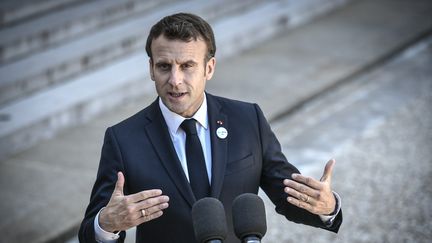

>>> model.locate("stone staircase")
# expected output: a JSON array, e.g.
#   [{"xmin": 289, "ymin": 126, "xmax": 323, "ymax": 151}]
[
  {"xmin": 0, "ymin": 0, "xmax": 351, "ymax": 161},
  {"xmin": 0, "ymin": 0, "xmax": 84, "ymax": 26}
]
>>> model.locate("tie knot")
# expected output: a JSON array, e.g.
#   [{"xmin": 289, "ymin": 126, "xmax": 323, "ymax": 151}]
[{"xmin": 181, "ymin": 119, "xmax": 198, "ymax": 135}]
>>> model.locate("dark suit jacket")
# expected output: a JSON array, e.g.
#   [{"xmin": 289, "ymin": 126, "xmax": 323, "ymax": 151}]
[{"xmin": 79, "ymin": 93, "xmax": 342, "ymax": 243}]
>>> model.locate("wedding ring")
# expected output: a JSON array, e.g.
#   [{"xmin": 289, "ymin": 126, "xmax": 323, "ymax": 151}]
[
  {"xmin": 141, "ymin": 209, "xmax": 146, "ymax": 217},
  {"xmin": 305, "ymin": 195, "xmax": 310, "ymax": 203}
]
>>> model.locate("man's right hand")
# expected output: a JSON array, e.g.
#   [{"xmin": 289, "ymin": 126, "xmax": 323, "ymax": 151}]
[{"xmin": 99, "ymin": 172, "xmax": 170, "ymax": 233}]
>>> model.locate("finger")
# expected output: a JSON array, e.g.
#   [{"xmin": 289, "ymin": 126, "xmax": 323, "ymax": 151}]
[
  {"xmin": 113, "ymin": 171, "xmax": 125, "ymax": 196},
  {"xmin": 288, "ymin": 174, "xmax": 323, "ymax": 190},
  {"xmin": 136, "ymin": 210, "xmax": 164, "ymax": 225},
  {"xmin": 128, "ymin": 189, "xmax": 163, "ymax": 203},
  {"xmin": 283, "ymin": 179, "xmax": 321, "ymax": 198},
  {"xmin": 284, "ymin": 187, "xmax": 316, "ymax": 206},
  {"xmin": 320, "ymin": 159, "xmax": 335, "ymax": 182},
  {"xmin": 141, "ymin": 202, "xmax": 169, "ymax": 217},
  {"xmin": 136, "ymin": 195, "xmax": 170, "ymax": 210},
  {"xmin": 128, "ymin": 208, "xmax": 165, "ymax": 228},
  {"xmin": 287, "ymin": 196, "xmax": 314, "ymax": 213},
  {"xmin": 127, "ymin": 200, "xmax": 169, "ymax": 222}
]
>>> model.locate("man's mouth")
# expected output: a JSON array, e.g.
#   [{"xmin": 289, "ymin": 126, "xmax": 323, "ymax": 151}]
[{"xmin": 168, "ymin": 92, "xmax": 186, "ymax": 98}]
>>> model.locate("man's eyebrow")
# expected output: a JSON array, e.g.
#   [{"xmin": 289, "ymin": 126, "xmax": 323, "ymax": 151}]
[
  {"xmin": 154, "ymin": 60, "xmax": 170, "ymax": 65},
  {"xmin": 182, "ymin": 60, "xmax": 198, "ymax": 65},
  {"xmin": 154, "ymin": 59, "xmax": 197, "ymax": 65}
]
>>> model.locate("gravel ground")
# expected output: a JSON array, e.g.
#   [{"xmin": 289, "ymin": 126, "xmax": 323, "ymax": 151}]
[{"xmin": 261, "ymin": 74, "xmax": 432, "ymax": 243}]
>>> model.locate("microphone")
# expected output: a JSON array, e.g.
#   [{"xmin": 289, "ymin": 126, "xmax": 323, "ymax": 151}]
[
  {"xmin": 232, "ymin": 193, "xmax": 267, "ymax": 243},
  {"xmin": 192, "ymin": 197, "xmax": 228, "ymax": 243}
]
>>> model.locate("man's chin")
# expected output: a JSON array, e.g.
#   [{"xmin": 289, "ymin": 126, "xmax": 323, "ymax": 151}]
[{"xmin": 166, "ymin": 103, "xmax": 188, "ymax": 116}]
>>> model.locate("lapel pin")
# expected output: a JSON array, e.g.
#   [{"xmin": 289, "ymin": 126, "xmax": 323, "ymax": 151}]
[
  {"xmin": 216, "ymin": 127, "xmax": 228, "ymax": 139},
  {"xmin": 216, "ymin": 120, "xmax": 224, "ymax": 125}
]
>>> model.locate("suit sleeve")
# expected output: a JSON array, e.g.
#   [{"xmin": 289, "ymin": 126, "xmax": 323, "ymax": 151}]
[
  {"xmin": 254, "ymin": 104, "xmax": 342, "ymax": 233},
  {"xmin": 78, "ymin": 127, "xmax": 127, "ymax": 242}
]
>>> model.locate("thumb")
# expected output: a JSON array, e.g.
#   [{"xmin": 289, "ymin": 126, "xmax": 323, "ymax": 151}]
[
  {"xmin": 113, "ymin": 171, "xmax": 125, "ymax": 196},
  {"xmin": 320, "ymin": 159, "xmax": 335, "ymax": 183}
]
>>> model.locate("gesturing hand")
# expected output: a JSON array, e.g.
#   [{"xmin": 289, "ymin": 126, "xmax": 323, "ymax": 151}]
[
  {"xmin": 99, "ymin": 172, "xmax": 170, "ymax": 233},
  {"xmin": 283, "ymin": 159, "xmax": 336, "ymax": 215}
]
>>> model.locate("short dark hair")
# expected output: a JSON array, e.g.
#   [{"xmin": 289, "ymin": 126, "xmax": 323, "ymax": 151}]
[{"xmin": 145, "ymin": 13, "xmax": 216, "ymax": 61}]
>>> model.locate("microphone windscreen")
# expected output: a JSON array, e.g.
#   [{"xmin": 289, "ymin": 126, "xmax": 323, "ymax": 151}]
[
  {"xmin": 232, "ymin": 193, "xmax": 267, "ymax": 240},
  {"xmin": 192, "ymin": 197, "xmax": 228, "ymax": 243}
]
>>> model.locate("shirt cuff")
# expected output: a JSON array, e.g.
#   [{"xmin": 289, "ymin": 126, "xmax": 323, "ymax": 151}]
[
  {"xmin": 319, "ymin": 191, "xmax": 341, "ymax": 226},
  {"xmin": 94, "ymin": 207, "xmax": 120, "ymax": 243}
]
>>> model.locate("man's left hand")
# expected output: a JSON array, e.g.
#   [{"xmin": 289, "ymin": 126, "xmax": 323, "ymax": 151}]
[{"xmin": 283, "ymin": 159, "xmax": 336, "ymax": 215}]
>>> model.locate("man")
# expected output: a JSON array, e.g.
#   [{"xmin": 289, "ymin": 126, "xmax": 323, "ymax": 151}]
[{"xmin": 79, "ymin": 13, "xmax": 342, "ymax": 243}]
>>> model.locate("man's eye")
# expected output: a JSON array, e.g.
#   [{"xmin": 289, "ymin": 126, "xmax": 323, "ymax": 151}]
[
  {"xmin": 181, "ymin": 63, "xmax": 194, "ymax": 69},
  {"xmin": 157, "ymin": 64, "xmax": 170, "ymax": 71}
]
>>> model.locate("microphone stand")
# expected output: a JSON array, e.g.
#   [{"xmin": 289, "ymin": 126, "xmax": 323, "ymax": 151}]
[{"xmin": 243, "ymin": 235, "xmax": 261, "ymax": 243}]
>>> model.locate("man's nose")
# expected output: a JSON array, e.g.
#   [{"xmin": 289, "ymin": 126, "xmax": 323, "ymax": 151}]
[{"xmin": 168, "ymin": 67, "xmax": 183, "ymax": 86}]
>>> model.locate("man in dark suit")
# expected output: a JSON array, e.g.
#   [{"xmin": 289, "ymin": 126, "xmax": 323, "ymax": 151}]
[{"xmin": 79, "ymin": 13, "xmax": 342, "ymax": 243}]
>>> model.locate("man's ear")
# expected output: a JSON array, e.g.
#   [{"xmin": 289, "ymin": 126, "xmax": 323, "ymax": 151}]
[
  {"xmin": 205, "ymin": 57, "xmax": 216, "ymax": 80},
  {"xmin": 149, "ymin": 59, "xmax": 155, "ymax": 81}
]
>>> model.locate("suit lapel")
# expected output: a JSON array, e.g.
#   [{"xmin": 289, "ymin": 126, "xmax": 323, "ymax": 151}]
[
  {"xmin": 144, "ymin": 100, "xmax": 195, "ymax": 207},
  {"xmin": 206, "ymin": 94, "xmax": 228, "ymax": 199}
]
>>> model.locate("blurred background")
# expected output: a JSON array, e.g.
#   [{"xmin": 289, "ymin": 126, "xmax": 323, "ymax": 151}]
[{"xmin": 0, "ymin": 0, "xmax": 431, "ymax": 242}]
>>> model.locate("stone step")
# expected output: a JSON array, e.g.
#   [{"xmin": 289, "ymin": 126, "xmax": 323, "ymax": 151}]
[
  {"xmin": 0, "ymin": 0, "xmax": 82, "ymax": 26},
  {"xmin": 272, "ymin": 35, "xmax": 432, "ymax": 171},
  {"xmin": 207, "ymin": 0, "xmax": 432, "ymax": 121},
  {"xmin": 0, "ymin": 0, "xmax": 191, "ymax": 105},
  {"xmin": 0, "ymin": 0, "xmax": 350, "ymax": 161},
  {"xmin": 0, "ymin": 0, "xmax": 177, "ymax": 63},
  {"xmin": 0, "ymin": 0, "xmax": 264, "ymax": 106}
]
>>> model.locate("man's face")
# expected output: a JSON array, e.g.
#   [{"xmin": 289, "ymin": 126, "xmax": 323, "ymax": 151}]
[{"xmin": 149, "ymin": 35, "xmax": 216, "ymax": 118}]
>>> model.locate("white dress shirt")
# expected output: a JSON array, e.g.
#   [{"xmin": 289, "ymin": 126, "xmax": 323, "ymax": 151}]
[
  {"xmin": 158, "ymin": 95, "xmax": 213, "ymax": 184},
  {"xmin": 93, "ymin": 94, "xmax": 340, "ymax": 242}
]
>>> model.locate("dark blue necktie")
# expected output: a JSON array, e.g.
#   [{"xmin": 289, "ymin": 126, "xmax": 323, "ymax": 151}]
[{"xmin": 181, "ymin": 119, "xmax": 210, "ymax": 200}]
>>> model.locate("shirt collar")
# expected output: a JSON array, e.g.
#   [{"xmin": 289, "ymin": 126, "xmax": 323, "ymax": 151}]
[{"xmin": 159, "ymin": 94, "xmax": 209, "ymax": 134}]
